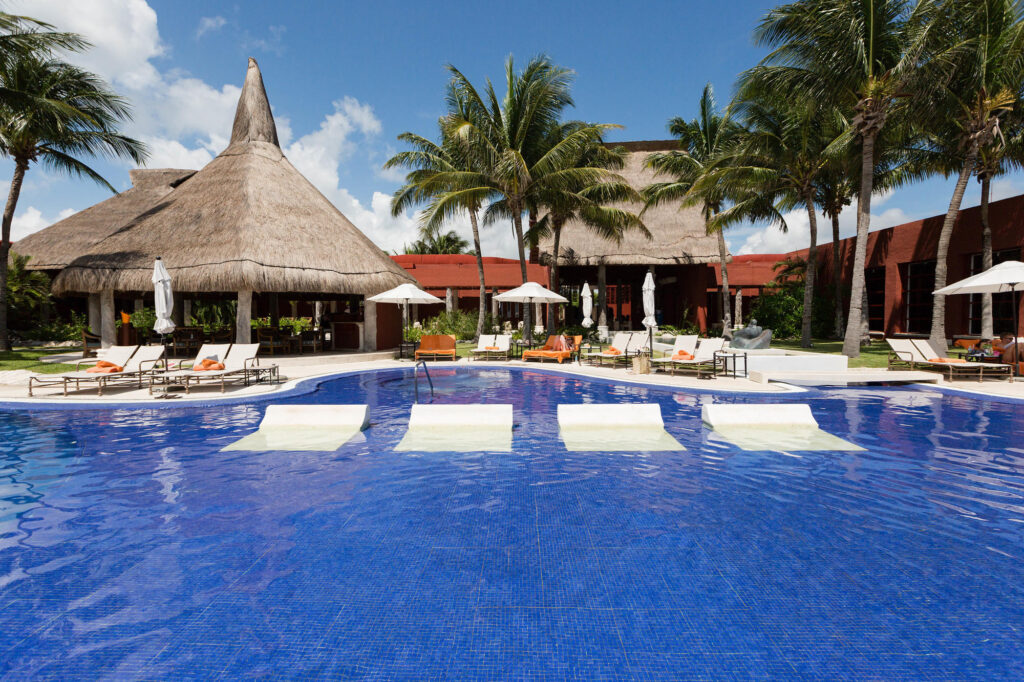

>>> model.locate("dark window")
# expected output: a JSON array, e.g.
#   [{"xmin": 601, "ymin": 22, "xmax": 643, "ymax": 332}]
[
  {"xmin": 967, "ymin": 248, "xmax": 1021, "ymax": 335},
  {"xmin": 903, "ymin": 260, "xmax": 935, "ymax": 334},
  {"xmin": 865, "ymin": 267, "xmax": 886, "ymax": 332}
]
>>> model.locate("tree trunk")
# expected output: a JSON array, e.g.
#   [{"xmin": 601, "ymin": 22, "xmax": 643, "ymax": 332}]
[
  {"xmin": 547, "ymin": 222, "xmax": 562, "ymax": 333},
  {"xmin": 512, "ymin": 213, "xmax": 531, "ymax": 342},
  {"xmin": 716, "ymin": 226, "xmax": 732, "ymax": 338},
  {"xmin": 929, "ymin": 153, "xmax": 977, "ymax": 350},
  {"xmin": 842, "ymin": 132, "xmax": 877, "ymax": 357},
  {"xmin": 980, "ymin": 175, "xmax": 994, "ymax": 338},
  {"xmin": 469, "ymin": 208, "xmax": 486, "ymax": 341},
  {"xmin": 800, "ymin": 190, "xmax": 819, "ymax": 348},
  {"xmin": 0, "ymin": 159, "xmax": 29, "ymax": 351},
  {"xmin": 831, "ymin": 211, "xmax": 845, "ymax": 339}
]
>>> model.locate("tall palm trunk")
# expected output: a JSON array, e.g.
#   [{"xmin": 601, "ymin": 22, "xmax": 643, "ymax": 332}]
[
  {"xmin": 469, "ymin": 208, "xmax": 486, "ymax": 341},
  {"xmin": 547, "ymin": 221, "xmax": 563, "ymax": 333},
  {"xmin": 716, "ymin": 224, "xmax": 732, "ymax": 338},
  {"xmin": 512, "ymin": 212, "xmax": 531, "ymax": 342},
  {"xmin": 0, "ymin": 159, "xmax": 29, "ymax": 352},
  {"xmin": 929, "ymin": 153, "xmax": 977, "ymax": 349},
  {"xmin": 800, "ymin": 189, "xmax": 818, "ymax": 348},
  {"xmin": 980, "ymin": 175, "xmax": 994, "ymax": 338},
  {"xmin": 842, "ymin": 132, "xmax": 877, "ymax": 357},
  {"xmin": 831, "ymin": 211, "xmax": 844, "ymax": 339}
]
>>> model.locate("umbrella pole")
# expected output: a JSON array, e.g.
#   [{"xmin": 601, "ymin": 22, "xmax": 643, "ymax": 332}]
[{"xmin": 1014, "ymin": 284, "xmax": 1020, "ymax": 377}]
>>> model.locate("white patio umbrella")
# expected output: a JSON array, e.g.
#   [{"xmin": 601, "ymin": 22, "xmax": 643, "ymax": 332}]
[
  {"xmin": 642, "ymin": 271, "xmax": 657, "ymax": 355},
  {"xmin": 934, "ymin": 260, "xmax": 1024, "ymax": 374},
  {"xmin": 152, "ymin": 257, "xmax": 175, "ymax": 335},
  {"xmin": 581, "ymin": 282, "xmax": 593, "ymax": 328},
  {"xmin": 495, "ymin": 282, "xmax": 568, "ymax": 342},
  {"xmin": 369, "ymin": 283, "xmax": 442, "ymax": 338}
]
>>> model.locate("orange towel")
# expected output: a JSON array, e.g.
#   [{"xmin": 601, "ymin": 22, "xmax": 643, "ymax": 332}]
[
  {"xmin": 672, "ymin": 351, "xmax": 694, "ymax": 361},
  {"xmin": 928, "ymin": 357, "xmax": 967, "ymax": 364},
  {"xmin": 485, "ymin": 346, "xmax": 500, "ymax": 351},
  {"xmin": 120, "ymin": 311, "xmax": 131, "ymax": 325},
  {"xmin": 194, "ymin": 358, "xmax": 226, "ymax": 371},
  {"xmin": 87, "ymin": 360, "xmax": 123, "ymax": 374},
  {"xmin": 606, "ymin": 347, "xmax": 622, "ymax": 355}
]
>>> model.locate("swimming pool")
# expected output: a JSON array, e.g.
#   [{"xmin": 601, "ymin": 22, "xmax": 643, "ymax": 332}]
[{"xmin": 1, "ymin": 366, "xmax": 1022, "ymax": 679}]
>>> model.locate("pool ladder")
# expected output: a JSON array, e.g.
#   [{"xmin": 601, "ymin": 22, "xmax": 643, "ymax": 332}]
[{"xmin": 414, "ymin": 360, "xmax": 434, "ymax": 403}]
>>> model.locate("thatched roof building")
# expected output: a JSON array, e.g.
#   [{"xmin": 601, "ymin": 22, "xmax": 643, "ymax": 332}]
[
  {"xmin": 537, "ymin": 140, "xmax": 719, "ymax": 266},
  {"xmin": 14, "ymin": 168, "xmax": 196, "ymax": 271},
  {"xmin": 52, "ymin": 58, "xmax": 413, "ymax": 298}
]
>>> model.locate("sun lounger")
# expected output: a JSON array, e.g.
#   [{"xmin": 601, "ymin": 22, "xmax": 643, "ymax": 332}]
[
  {"xmin": 29, "ymin": 345, "xmax": 140, "ymax": 396},
  {"xmin": 557, "ymin": 403, "xmax": 685, "ymax": 451},
  {"xmin": 522, "ymin": 335, "xmax": 581, "ymax": 363},
  {"xmin": 582, "ymin": 332, "xmax": 632, "ymax": 366},
  {"xmin": 652, "ymin": 335, "xmax": 699, "ymax": 372},
  {"xmin": 702, "ymin": 403, "xmax": 863, "ymax": 451},
  {"xmin": 470, "ymin": 334, "xmax": 510, "ymax": 361},
  {"xmin": 415, "ymin": 334, "xmax": 457, "ymax": 361},
  {"xmin": 52, "ymin": 345, "xmax": 164, "ymax": 397},
  {"xmin": 665, "ymin": 337, "xmax": 725, "ymax": 378},
  {"xmin": 177, "ymin": 343, "xmax": 271, "ymax": 393},
  {"xmin": 912, "ymin": 339, "xmax": 1012, "ymax": 382},
  {"xmin": 397, "ymin": 403, "xmax": 513, "ymax": 451}
]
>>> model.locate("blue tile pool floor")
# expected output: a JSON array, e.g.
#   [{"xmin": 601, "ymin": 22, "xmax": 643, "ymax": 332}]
[{"xmin": 1, "ymin": 367, "xmax": 1023, "ymax": 679}]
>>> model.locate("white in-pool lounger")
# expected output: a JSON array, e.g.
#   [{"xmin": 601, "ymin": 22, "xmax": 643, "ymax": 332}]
[
  {"xmin": 701, "ymin": 403, "xmax": 863, "ymax": 451},
  {"xmin": 396, "ymin": 403, "xmax": 513, "ymax": 451},
  {"xmin": 223, "ymin": 404, "xmax": 370, "ymax": 451},
  {"xmin": 557, "ymin": 403, "xmax": 685, "ymax": 451}
]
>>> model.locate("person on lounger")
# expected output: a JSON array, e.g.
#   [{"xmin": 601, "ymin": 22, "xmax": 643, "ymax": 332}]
[{"xmin": 998, "ymin": 333, "xmax": 1018, "ymax": 364}]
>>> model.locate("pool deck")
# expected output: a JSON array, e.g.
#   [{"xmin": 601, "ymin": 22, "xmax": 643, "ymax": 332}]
[{"xmin": 2, "ymin": 350, "xmax": 1023, "ymax": 403}]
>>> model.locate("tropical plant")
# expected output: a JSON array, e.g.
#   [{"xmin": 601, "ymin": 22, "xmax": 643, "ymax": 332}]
[
  {"xmin": 0, "ymin": 12, "xmax": 85, "ymax": 104},
  {"xmin": 743, "ymin": 0, "xmax": 941, "ymax": 356},
  {"xmin": 5, "ymin": 251, "xmax": 49, "ymax": 332},
  {"xmin": 920, "ymin": 0, "xmax": 1024, "ymax": 348},
  {"xmin": 425, "ymin": 55, "xmax": 624, "ymax": 341},
  {"xmin": 191, "ymin": 300, "xmax": 236, "ymax": 332},
  {"xmin": 0, "ymin": 55, "xmax": 147, "ymax": 350},
  {"xmin": 644, "ymin": 83, "xmax": 743, "ymax": 337},
  {"xmin": 526, "ymin": 124, "xmax": 648, "ymax": 332},
  {"xmin": 401, "ymin": 229, "xmax": 470, "ymax": 255},
  {"xmin": 128, "ymin": 307, "xmax": 156, "ymax": 332}
]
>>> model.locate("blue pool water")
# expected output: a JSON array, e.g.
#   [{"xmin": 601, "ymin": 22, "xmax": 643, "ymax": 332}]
[{"xmin": 1, "ymin": 366, "xmax": 1023, "ymax": 680}]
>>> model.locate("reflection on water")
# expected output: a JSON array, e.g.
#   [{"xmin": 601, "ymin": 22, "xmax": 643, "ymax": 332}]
[{"xmin": 0, "ymin": 367, "xmax": 1022, "ymax": 677}]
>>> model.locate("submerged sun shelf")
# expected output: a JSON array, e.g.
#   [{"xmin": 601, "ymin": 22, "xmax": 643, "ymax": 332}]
[
  {"xmin": 223, "ymin": 404, "xmax": 369, "ymax": 452},
  {"xmin": 557, "ymin": 403, "xmax": 685, "ymax": 452},
  {"xmin": 701, "ymin": 403, "xmax": 863, "ymax": 452}
]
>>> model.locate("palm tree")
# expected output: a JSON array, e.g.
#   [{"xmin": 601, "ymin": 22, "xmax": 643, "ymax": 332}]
[
  {"xmin": 526, "ymin": 125, "xmax": 648, "ymax": 332},
  {"xmin": 816, "ymin": 169, "xmax": 855, "ymax": 338},
  {"xmin": 923, "ymin": 0, "xmax": 1024, "ymax": 348},
  {"xmin": 425, "ymin": 55, "xmax": 624, "ymax": 342},
  {"xmin": 401, "ymin": 229, "xmax": 471, "ymax": 255},
  {"xmin": 0, "ymin": 55, "xmax": 147, "ymax": 350},
  {"xmin": 701, "ymin": 95, "xmax": 844, "ymax": 347},
  {"xmin": 644, "ymin": 84, "xmax": 742, "ymax": 337},
  {"xmin": 5, "ymin": 251, "xmax": 49, "ymax": 331},
  {"xmin": 744, "ymin": 0, "xmax": 941, "ymax": 357}
]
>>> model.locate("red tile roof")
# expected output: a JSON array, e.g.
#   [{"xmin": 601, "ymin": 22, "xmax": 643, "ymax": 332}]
[{"xmin": 391, "ymin": 255, "xmax": 549, "ymax": 296}]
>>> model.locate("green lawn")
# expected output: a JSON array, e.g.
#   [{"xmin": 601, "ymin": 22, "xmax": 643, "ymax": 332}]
[
  {"xmin": 0, "ymin": 348, "xmax": 82, "ymax": 374},
  {"xmin": 770, "ymin": 339, "xmax": 891, "ymax": 368}
]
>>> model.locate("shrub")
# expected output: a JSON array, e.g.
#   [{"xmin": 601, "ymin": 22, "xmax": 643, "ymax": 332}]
[
  {"xmin": 421, "ymin": 310, "xmax": 496, "ymax": 341},
  {"xmin": 557, "ymin": 324, "xmax": 600, "ymax": 344},
  {"xmin": 749, "ymin": 282, "xmax": 803, "ymax": 339},
  {"xmin": 31, "ymin": 311, "xmax": 89, "ymax": 342},
  {"xmin": 129, "ymin": 307, "xmax": 157, "ymax": 332}
]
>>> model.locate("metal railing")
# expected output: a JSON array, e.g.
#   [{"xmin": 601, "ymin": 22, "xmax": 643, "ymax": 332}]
[{"xmin": 414, "ymin": 360, "xmax": 434, "ymax": 403}]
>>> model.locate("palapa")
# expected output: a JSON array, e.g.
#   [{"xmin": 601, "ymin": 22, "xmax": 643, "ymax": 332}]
[{"xmin": 52, "ymin": 58, "xmax": 414, "ymax": 297}]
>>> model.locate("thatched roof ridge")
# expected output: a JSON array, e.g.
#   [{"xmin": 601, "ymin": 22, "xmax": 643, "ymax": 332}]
[
  {"xmin": 538, "ymin": 141, "xmax": 720, "ymax": 266},
  {"xmin": 14, "ymin": 168, "xmax": 196, "ymax": 271},
  {"xmin": 52, "ymin": 58, "xmax": 414, "ymax": 296}
]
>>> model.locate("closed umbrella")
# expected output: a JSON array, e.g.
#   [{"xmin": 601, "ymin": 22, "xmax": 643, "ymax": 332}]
[
  {"xmin": 581, "ymin": 282, "xmax": 593, "ymax": 328},
  {"xmin": 153, "ymin": 257, "xmax": 175, "ymax": 335},
  {"xmin": 495, "ymin": 282, "xmax": 568, "ymax": 343},
  {"xmin": 642, "ymin": 271, "xmax": 657, "ymax": 356},
  {"xmin": 369, "ymin": 283, "xmax": 443, "ymax": 342},
  {"xmin": 934, "ymin": 260, "xmax": 1024, "ymax": 375}
]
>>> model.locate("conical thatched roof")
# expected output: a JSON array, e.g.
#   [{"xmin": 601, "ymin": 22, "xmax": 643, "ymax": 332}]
[
  {"xmin": 14, "ymin": 168, "xmax": 196, "ymax": 271},
  {"xmin": 538, "ymin": 140, "xmax": 721, "ymax": 266},
  {"xmin": 53, "ymin": 58, "xmax": 414, "ymax": 296}
]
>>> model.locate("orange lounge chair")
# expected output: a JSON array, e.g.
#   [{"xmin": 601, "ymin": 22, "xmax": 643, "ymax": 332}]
[
  {"xmin": 415, "ymin": 334, "xmax": 457, "ymax": 361},
  {"xmin": 522, "ymin": 335, "xmax": 581, "ymax": 364}
]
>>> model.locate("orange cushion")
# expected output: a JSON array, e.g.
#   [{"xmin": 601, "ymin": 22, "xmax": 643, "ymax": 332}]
[
  {"xmin": 194, "ymin": 358, "xmax": 225, "ymax": 371},
  {"xmin": 606, "ymin": 347, "xmax": 621, "ymax": 355},
  {"xmin": 928, "ymin": 357, "xmax": 967, "ymax": 364},
  {"xmin": 672, "ymin": 351, "xmax": 694, "ymax": 361},
  {"xmin": 87, "ymin": 360, "xmax": 123, "ymax": 373},
  {"xmin": 485, "ymin": 346, "xmax": 500, "ymax": 351}
]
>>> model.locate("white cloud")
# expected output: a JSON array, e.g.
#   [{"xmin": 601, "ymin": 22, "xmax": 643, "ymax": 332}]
[
  {"xmin": 195, "ymin": 16, "xmax": 226, "ymax": 39},
  {"xmin": 10, "ymin": 207, "xmax": 76, "ymax": 242}
]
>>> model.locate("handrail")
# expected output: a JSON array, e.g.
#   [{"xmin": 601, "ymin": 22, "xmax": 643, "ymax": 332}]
[{"xmin": 414, "ymin": 360, "xmax": 434, "ymax": 403}]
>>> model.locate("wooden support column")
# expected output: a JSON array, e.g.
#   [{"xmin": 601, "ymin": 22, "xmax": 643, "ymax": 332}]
[
  {"xmin": 183, "ymin": 299, "xmax": 192, "ymax": 326},
  {"xmin": 87, "ymin": 293, "xmax": 101, "ymax": 334},
  {"xmin": 236, "ymin": 290, "xmax": 252, "ymax": 343},
  {"xmin": 363, "ymin": 300, "xmax": 377, "ymax": 351},
  {"xmin": 171, "ymin": 292, "xmax": 184, "ymax": 326},
  {"xmin": 100, "ymin": 289, "xmax": 116, "ymax": 348},
  {"xmin": 268, "ymin": 292, "xmax": 280, "ymax": 326}
]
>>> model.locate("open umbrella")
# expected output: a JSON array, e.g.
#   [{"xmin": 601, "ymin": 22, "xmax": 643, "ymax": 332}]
[
  {"xmin": 369, "ymin": 283, "xmax": 443, "ymax": 340},
  {"xmin": 153, "ymin": 257, "xmax": 175, "ymax": 335},
  {"xmin": 642, "ymin": 272, "xmax": 657, "ymax": 356},
  {"xmin": 934, "ymin": 260, "xmax": 1024, "ymax": 374},
  {"xmin": 495, "ymin": 282, "xmax": 568, "ymax": 343},
  {"xmin": 581, "ymin": 282, "xmax": 593, "ymax": 328}
]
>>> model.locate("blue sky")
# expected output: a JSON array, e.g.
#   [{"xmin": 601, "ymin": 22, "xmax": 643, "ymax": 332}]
[{"xmin": 7, "ymin": 0, "xmax": 1024, "ymax": 257}]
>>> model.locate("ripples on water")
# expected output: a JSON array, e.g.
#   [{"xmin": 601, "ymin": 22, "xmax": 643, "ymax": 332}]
[{"xmin": 1, "ymin": 367, "xmax": 1022, "ymax": 679}]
